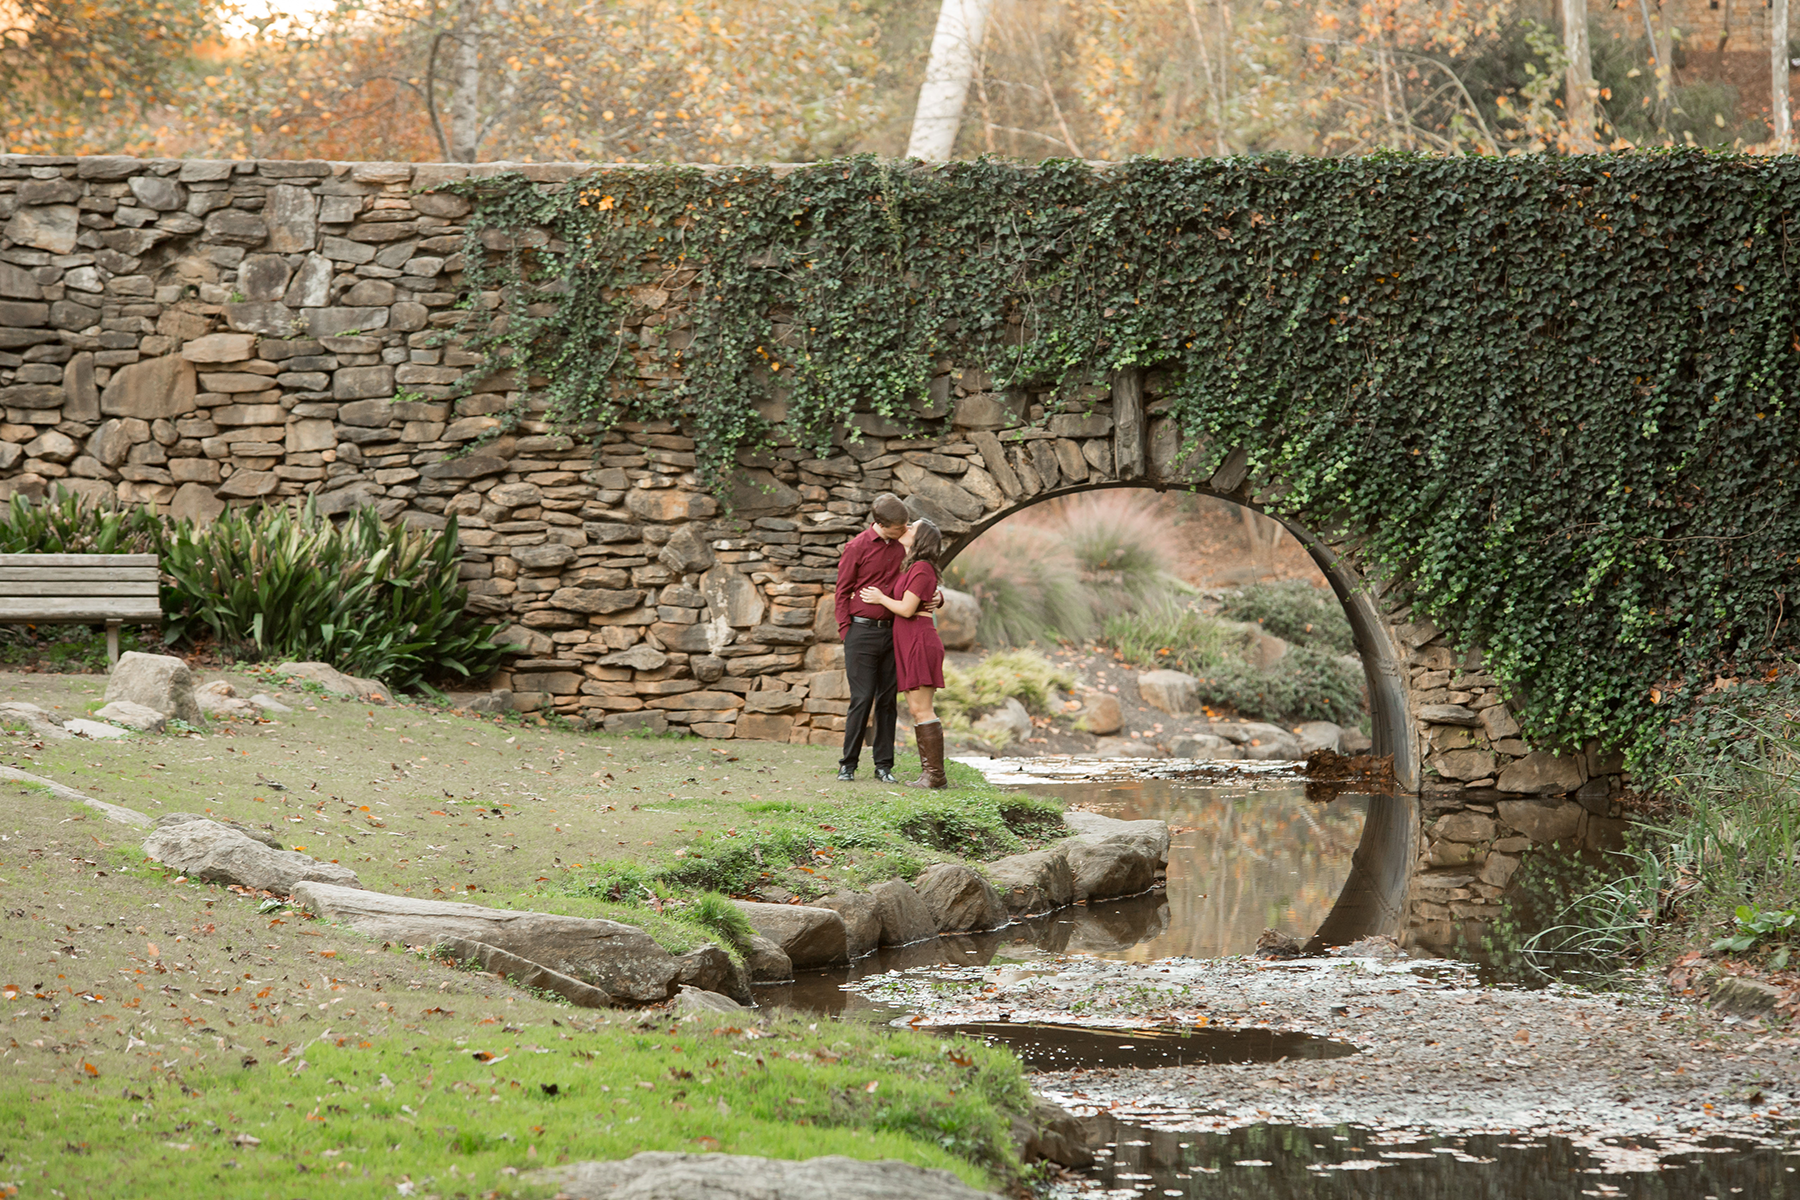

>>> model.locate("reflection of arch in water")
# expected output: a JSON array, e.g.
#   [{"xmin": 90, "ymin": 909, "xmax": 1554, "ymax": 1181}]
[
  {"xmin": 939, "ymin": 482, "xmax": 1418, "ymax": 793},
  {"xmin": 1303, "ymin": 792, "xmax": 1421, "ymax": 952}
]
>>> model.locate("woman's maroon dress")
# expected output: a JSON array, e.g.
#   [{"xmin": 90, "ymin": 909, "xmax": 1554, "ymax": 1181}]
[{"xmin": 892, "ymin": 561, "xmax": 946, "ymax": 691}]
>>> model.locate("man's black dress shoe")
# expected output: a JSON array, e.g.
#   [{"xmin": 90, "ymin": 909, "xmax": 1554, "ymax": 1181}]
[
  {"xmin": 836, "ymin": 766, "xmax": 855, "ymax": 781},
  {"xmin": 874, "ymin": 767, "xmax": 897, "ymax": 783}
]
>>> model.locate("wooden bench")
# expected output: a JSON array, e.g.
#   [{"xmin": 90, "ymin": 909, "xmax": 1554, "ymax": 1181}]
[{"xmin": 0, "ymin": 554, "xmax": 162, "ymax": 665}]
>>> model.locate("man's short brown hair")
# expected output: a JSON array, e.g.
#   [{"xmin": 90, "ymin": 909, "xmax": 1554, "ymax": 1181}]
[{"xmin": 871, "ymin": 493, "xmax": 909, "ymax": 527}]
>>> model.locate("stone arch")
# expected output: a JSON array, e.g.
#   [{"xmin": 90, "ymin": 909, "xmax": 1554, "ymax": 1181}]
[{"xmin": 935, "ymin": 479, "xmax": 1418, "ymax": 793}]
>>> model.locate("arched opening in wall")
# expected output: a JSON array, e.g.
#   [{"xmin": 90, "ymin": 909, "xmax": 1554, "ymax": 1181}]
[{"xmin": 923, "ymin": 481, "xmax": 1410, "ymax": 791}]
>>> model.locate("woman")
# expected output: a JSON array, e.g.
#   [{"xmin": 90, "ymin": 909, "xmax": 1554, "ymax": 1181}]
[{"xmin": 857, "ymin": 518, "xmax": 948, "ymax": 789}]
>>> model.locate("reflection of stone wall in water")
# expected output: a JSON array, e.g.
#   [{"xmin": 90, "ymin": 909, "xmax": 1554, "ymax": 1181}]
[
  {"xmin": 1083, "ymin": 782, "xmax": 1368, "ymax": 960},
  {"xmin": 1406, "ymin": 793, "xmax": 1630, "ymax": 957}
]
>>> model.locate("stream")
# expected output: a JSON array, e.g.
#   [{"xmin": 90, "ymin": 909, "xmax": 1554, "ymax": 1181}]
[{"xmin": 761, "ymin": 758, "xmax": 1797, "ymax": 1198}]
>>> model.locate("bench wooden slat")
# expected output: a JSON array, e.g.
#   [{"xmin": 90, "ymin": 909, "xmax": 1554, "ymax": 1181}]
[
  {"xmin": 1, "ymin": 554, "xmax": 159, "ymax": 567},
  {"xmin": 0, "ymin": 599, "xmax": 163, "ymax": 622},
  {"xmin": 2, "ymin": 581, "xmax": 161, "ymax": 597},
  {"xmin": 0, "ymin": 568, "xmax": 161, "ymax": 583}
]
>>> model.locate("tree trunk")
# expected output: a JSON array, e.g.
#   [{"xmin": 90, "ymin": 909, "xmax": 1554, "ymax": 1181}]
[
  {"xmin": 906, "ymin": 0, "xmax": 996, "ymax": 159},
  {"xmin": 450, "ymin": 0, "xmax": 483, "ymax": 162},
  {"xmin": 1775, "ymin": 0, "xmax": 1792, "ymax": 151},
  {"xmin": 1561, "ymin": 0, "xmax": 1598, "ymax": 151}
]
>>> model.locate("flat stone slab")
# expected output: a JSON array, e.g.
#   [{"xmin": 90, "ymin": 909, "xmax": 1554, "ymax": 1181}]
[
  {"xmin": 1061, "ymin": 810, "xmax": 1171, "ymax": 861},
  {"xmin": 144, "ymin": 820, "xmax": 360, "ymax": 893},
  {"xmin": 63, "ymin": 718, "xmax": 131, "ymax": 740},
  {"xmin": 292, "ymin": 881, "xmax": 682, "ymax": 1002},
  {"xmin": 534, "ymin": 1152, "xmax": 1001, "ymax": 1199},
  {"xmin": 436, "ymin": 936, "xmax": 613, "ymax": 1008}
]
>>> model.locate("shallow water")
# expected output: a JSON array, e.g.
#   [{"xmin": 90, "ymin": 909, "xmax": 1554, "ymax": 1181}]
[
  {"xmin": 1075, "ymin": 1113, "xmax": 1800, "ymax": 1199},
  {"xmin": 941, "ymin": 1021, "xmax": 1355, "ymax": 1071}
]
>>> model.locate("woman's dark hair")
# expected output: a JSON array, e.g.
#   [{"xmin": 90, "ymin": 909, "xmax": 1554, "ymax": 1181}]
[{"xmin": 902, "ymin": 518, "xmax": 943, "ymax": 569}]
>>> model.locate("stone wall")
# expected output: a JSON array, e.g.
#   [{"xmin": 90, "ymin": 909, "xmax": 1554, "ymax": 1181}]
[{"xmin": 0, "ymin": 154, "xmax": 1626, "ymax": 802}]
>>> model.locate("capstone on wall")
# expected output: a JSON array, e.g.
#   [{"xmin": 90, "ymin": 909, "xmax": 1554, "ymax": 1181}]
[{"xmin": 0, "ymin": 154, "xmax": 1625, "ymax": 804}]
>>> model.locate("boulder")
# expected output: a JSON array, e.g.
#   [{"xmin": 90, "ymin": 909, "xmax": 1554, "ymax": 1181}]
[
  {"xmin": 143, "ymin": 821, "xmax": 360, "ymax": 893},
  {"xmin": 195, "ymin": 680, "xmax": 263, "ymax": 720},
  {"xmin": 1075, "ymin": 692, "xmax": 1122, "ymax": 736},
  {"xmin": 869, "ymin": 879, "xmax": 938, "ymax": 945},
  {"xmin": 935, "ymin": 587, "xmax": 981, "ymax": 650},
  {"xmin": 973, "ymin": 697, "xmax": 1032, "ymax": 745},
  {"xmin": 1062, "ymin": 811, "xmax": 1171, "ymax": 861},
  {"xmin": 153, "ymin": 811, "xmax": 283, "ymax": 849},
  {"xmin": 535, "ymin": 1153, "xmax": 1001, "ymax": 1200},
  {"xmin": 815, "ymin": 892, "xmax": 881, "ymax": 960},
  {"xmin": 93, "ymin": 700, "xmax": 167, "ymax": 733},
  {"xmin": 912, "ymin": 863, "xmax": 1006, "ymax": 932},
  {"xmin": 1296, "ymin": 721, "xmax": 1343, "ymax": 754},
  {"xmin": 986, "ymin": 847, "xmax": 1073, "ymax": 915},
  {"xmin": 1092, "ymin": 736, "xmax": 1163, "ymax": 758},
  {"xmin": 729, "ymin": 901, "xmax": 848, "ymax": 968},
  {"xmin": 0, "ymin": 701, "xmax": 70, "ymax": 740},
  {"xmin": 1168, "ymin": 732, "xmax": 1238, "ymax": 759},
  {"xmin": 1062, "ymin": 811, "xmax": 1169, "ymax": 903},
  {"xmin": 674, "ymin": 985, "xmax": 757, "ymax": 1017},
  {"xmin": 250, "ymin": 693, "xmax": 294, "ymax": 715},
  {"xmin": 104, "ymin": 652, "xmax": 202, "ymax": 725},
  {"xmin": 1496, "ymin": 751, "xmax": 1583, "ymax": 796},
  {"xmin": 1064, "ymin": 839, "xmax": 1158, "ymax": 904},
  {"xmin": 1136, "ymin": 669, "xmax": 1200, "ymax": 715},
  {"xmin": 743, "ymin": 934, "xmax": 793, "ymax": 982},
  {"xmin": 1711, "ymin": 975, "xmax": 1787, "ymax": 1016},
  {"xmin": 1016, "ymin": 1096, "xmax": 1095, "ymax": 1168},
  {"xmin": 674, "ymin": 944, "xmax": 753, "ymax": 1005},
  {"xmin": 435, "ymin": 936, "xmax": 613, "ymax": 1008},
  {"xmin": 274, "ymin": 661, "xmax": 389, "ymax": 702},
  {"xmin": 291, "ymin": 882, "xmax": 682, "ymax": 1003},
  {"xmin": 1496, "ymin": 797, "xmax": 1584, "ymax": 844}
]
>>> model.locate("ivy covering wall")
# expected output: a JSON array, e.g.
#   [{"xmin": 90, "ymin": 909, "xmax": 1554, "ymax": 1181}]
[{"xmin": 454, "ymin": 153, "xmax": 1800, "ymax": 765}]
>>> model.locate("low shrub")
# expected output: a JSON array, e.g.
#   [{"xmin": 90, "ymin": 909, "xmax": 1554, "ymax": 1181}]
[
  {"xmin": 944, "ymin": 523, "xmax": 1091, "ymax": 646},
  {"xmin": 1216, "ymin": 580, "xmax": 1356, "ymax": 654},
  {"xmin": 936, "ymin": 649, "xmax": 1077, "ymax": 731},
  {"xmin": 159, "ymin": 500, "xmax": 504, "ymax": 692}
]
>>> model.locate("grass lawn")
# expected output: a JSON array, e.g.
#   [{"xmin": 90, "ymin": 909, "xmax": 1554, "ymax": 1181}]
[{"xmin": 0, "ymin": 668, "xmax": 1051, "ymax": 1197}]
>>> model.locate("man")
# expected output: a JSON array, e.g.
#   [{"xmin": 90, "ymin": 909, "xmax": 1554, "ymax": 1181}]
[{"xmin": 833, "ymin": 492, "xmax": 919, "ymax": 782}]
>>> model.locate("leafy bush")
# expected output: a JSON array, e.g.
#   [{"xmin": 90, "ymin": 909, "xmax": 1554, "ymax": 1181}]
[
  {"xmin": 1102, "ymin": 604, "xmax": 1363, "ymax": 724},
  {"xmin": 936, "ymin": 649, "xmax": 1076, "ymax": 731},
  {"xmin": 944, "ymin": 524, "xmax": 1091, "ymax": 647},
  {"xmin": 1216, "ymin": 580, "xmax": 1355, "ymax": 654},
  {"xmin": 0, "ymin": 490, "xmax": 161, "ymax": 554},
  {"xmin": 158, "ymin": 501, "xmax": 504, "ymax": 692}
]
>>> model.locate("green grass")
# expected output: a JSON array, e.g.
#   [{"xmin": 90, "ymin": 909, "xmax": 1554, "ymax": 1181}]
[
  {"xmin": 552, "ymin": 759, "xmax": 1067, "ymax": 904},
  {"xmin": 0, "ymin": 1016, "xmax": 1030, "ymax": 1198}
]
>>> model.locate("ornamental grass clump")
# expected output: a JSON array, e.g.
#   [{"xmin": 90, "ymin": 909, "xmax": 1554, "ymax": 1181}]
[
  {"xmin": 944, "ymin": 524, "xmax": 1092, "ymax": 647},
  {"xmin": 1048, "ymin": 490, "xmax": 1184, "ymax": 612},
  {"xmin": 159, "ymin": 501, "xmax": 503, "ymax": 692}
]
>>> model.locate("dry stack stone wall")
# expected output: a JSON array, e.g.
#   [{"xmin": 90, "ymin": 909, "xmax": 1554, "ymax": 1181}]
[{"xmin": 0, "ymin": 154, "xmax": 1625, "ymax": 803}]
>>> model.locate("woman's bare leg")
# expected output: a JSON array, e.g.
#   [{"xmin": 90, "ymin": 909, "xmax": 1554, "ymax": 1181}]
[{"xmin": 906, "ymin": 687, "xmax": 937, "ymax": 725}]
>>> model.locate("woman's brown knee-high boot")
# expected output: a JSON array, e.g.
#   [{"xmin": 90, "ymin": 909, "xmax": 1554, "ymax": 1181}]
[{"xmin": 907, "ymin": 719, "xmax": 947, "ymax": 789}]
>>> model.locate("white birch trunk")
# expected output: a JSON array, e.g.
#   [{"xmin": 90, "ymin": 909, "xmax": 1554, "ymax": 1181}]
[
  {"xmin": 450, "ymin": 0, "xmax": 483, "ymax": 162},
  {"xmin": 1562, "ymin": 0, "xmax": 1597, "ymax": 151},
  {"xmin": 1775, "ymin": 0, "xmax": 1792, "ymax": 151},
  {"xmin": 906, "ymin": 0, "xmax": 996, "ymax": 160}
]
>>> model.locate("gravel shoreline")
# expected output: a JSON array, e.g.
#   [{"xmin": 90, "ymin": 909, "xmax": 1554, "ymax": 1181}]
[{"xmin": 850, "ymin": 954, "xmax": 1800, "ymax": 1149}]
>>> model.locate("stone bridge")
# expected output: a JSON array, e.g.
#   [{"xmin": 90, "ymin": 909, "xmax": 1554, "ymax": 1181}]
[{"xmin": 0, "ymin": 154, "xmax": 1626, "ymax": 809}]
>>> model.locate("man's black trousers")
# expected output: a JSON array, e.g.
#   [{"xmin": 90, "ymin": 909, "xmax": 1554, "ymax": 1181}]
[{"xmin": 839, "ymin": 621, "xmax": 896, "ymax": 772}]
